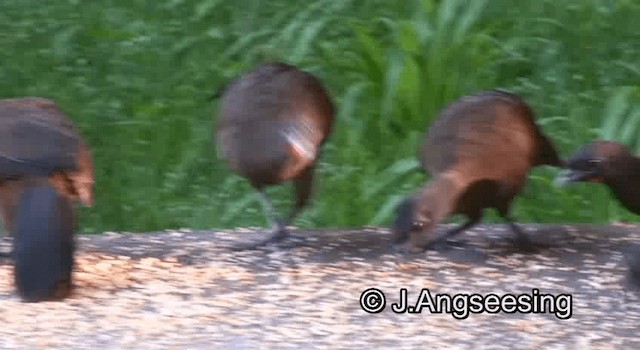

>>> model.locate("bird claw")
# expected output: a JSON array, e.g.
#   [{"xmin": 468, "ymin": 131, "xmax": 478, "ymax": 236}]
[
  {"xmin": 432, "ymin": 239, "xmax": 468, "ymax": 252},
  {"xmin": 229, "ymin": 223, "xmax": 290, "ymax": 251},
  {"xmin": 392, "ymin": 236, "xmax": 468, "ymax": 255},
  {"xmin": 391, "ymin": 241, "xmax": 427, "ymax": 255}
]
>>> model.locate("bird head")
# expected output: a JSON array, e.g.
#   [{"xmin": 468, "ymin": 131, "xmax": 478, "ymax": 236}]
[
  {"xmin": 390, "ymin": 194, "xmax": 437, "ymax": 248},
  {"xmin": 555, "ymin": 140, "xmax": 634, "ymax": 187}
]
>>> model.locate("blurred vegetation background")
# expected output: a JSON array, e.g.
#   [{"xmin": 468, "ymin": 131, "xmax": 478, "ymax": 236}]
[{"xmin": 0, "ymin": 0, "xmax": 639, "ymax": 233}]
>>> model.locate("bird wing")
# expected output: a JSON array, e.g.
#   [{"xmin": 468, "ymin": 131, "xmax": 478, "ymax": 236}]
[
  {"xmin": 421, "ymin": 91, "xmax": 539, "ymax": 181},
  {"xmin": 0, "ymin": 98, "xmax": 81, "ymax": 178}
]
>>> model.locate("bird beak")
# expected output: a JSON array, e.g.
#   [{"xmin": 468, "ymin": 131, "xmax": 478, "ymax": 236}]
[{"xmin": 554, "ymin": 169, "xmax": 603, "ymax": 187}]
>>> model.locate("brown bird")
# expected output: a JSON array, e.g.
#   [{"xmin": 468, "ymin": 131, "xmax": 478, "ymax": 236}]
[
  {"xmin": 214, "ymin": 62, "xmax": 335, "ymax": 249},
  {"xmin": 555, "ymin": 140, "xmax": 640, "ymax": 215},
  {"xmin": 0, "ymin": 97, "xmax": 95, "ymax": 302},
  {"xmin": 391, "ymin": 89, "xmax": 563, "ymax": 253},
  {"xmin": 554, "ymin": 141, "xmax": 640, "ymax": 285}
]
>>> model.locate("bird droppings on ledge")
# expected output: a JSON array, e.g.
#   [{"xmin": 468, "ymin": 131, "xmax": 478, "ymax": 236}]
[{"xmin": 2, "ymin": 223, "xmax": 640, "ymax": 349}]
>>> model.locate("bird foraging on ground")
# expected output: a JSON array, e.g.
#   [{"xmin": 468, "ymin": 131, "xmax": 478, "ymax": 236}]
[
  {"xmin": 0, "ymin": 97, "xmax": 94, "ymax": 302},
  {"xmin": 391, "ymin": 89, "xmax": 563, "ymax": 254},
  {"xmin": 214, "ymin": 62, "xmax": 335, "ymax": 249}
]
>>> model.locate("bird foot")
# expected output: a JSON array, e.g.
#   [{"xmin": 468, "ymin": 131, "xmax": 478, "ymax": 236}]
[
  {"xmin": 391, "ymin": 238, "xmax": 462, "ymax": 255},
  {"xmin": 230, "ymin": 220, "xmax": 289, "ymax": 251},
  {"xmin": 432, "ymin": 239, "xmax": 468, "ymax": 252},
  {"xmin": 391, "ymin": 241, "xmax": 425, "ymax": 255}
]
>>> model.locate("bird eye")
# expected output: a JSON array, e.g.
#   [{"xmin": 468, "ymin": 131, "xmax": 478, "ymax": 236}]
[{"xmin": 411, "ymin": 219, "xmax": 430, "ymax": 230}]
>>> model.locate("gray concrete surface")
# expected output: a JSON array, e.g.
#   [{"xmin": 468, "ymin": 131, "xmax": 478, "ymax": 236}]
[{"xmin": 1, "ymin": 223, "xmax": 640, "ymax": 349}]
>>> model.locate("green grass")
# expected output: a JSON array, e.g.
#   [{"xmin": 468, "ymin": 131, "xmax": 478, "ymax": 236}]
[{"xmin": 0, "ymin": 0, "xmax": 639, "ymax": 233}]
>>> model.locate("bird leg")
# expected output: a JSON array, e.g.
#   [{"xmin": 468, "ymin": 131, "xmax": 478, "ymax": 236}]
[
  {"xmin": 255, "ymin": 165, "xmax": 317, "ymax": 251},
  {"xmin": 257, "ymin": 190, "xmax": 287, "ymax": 234},
  {"xmin": 232, "ymin": 165, "xmax": 316, "ymax": 251},
  {"xmin": 231, "ymin": 190, "xmax": 288, "ymax": 250},
  {"xmin": 504, "ymin": 216, "xmax": 538, "ymax": 253},
  {"xmin": 427, "ymin": 215, "xmax": 481, "ymax": 251},
  {"xmin": 287, "ymin": 164, "xmax": 315, "ymax": 224},
  {"xmin": 495, "ymin": 200, "xmax": 539, "ymax": 253}
]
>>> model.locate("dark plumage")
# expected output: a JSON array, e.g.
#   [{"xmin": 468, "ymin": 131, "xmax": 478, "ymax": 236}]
[
  {"xmin": 0, "ymin": 97, "xmax": 94, "ymax": 234},
  {"xmin": 555, "ymin": 140, "xmax": 640, "ymax": 215},
  {"xmin": 391, "ymin": 89, "xmax": 563, "ymax": 253},
  {"xmin": 0, "ymin": 97, "xmax": 93, "ymax": 301},
  {"xmin": 214, "ymin": 62, "xmax": 335, "ymax": 249},
  {"xmin": 13, "ymin": 180, "xmax": 75, "ymax": 302},
  {"xmin": 555, "ymin": 140, "xmax": 640, "ymax": 284}
]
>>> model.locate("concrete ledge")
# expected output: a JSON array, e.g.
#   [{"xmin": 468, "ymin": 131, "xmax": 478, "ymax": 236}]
[{"xmin": 1, "ymin": 224, "xmax": 639, "ymax": 349}]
